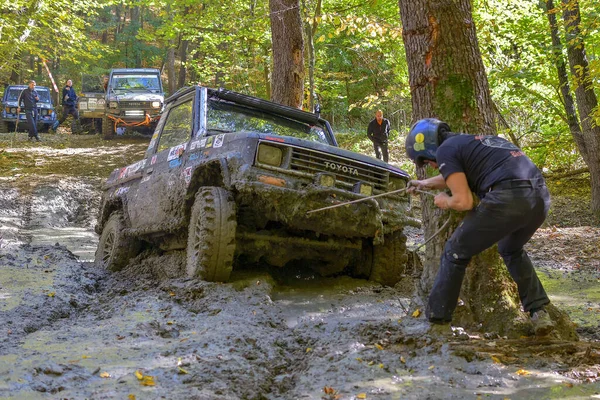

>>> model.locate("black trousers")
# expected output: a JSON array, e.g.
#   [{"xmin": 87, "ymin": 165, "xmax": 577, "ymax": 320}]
[
  {"xmin": 58, "ymin": 105, "xmax": 80, "ymax": 126},
  {"xmin": 426, "ymin": 182, "xmax": 551, "ymax": 322},
  {"xmin": 24, "ymin": 109, "xmax": 39, "ymax": 139},
  {"xmin": 372, "ymin": 140, "xmax": 388, "ymax": 162}
]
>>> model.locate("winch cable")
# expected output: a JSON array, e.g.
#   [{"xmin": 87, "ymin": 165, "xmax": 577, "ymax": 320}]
[
  {"xmin": 305, "ymin": 187, "xmax": 434, "ymax": 215},
  {"xmin": 305, "ymin": 187, "xmax": 452, "ymax": 259}
]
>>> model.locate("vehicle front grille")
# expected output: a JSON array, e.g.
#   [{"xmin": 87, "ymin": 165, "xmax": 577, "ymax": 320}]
[
  {"xmin": 120, "ymin": 101, "xmax": 151, "ymax": 109},
  {"xmin": 290, "ymin": 147, "xmax": 388, "ymax": 192}
]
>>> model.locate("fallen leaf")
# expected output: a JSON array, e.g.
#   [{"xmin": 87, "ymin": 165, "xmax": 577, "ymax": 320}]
[
  {"xmin": 356, "ymin": 393, "xmax": 367, "ymax": 399},
  {"xmin": 428, "ymin": 365, "xmax": 434, "ymax": 370},
  {"xmin": 378, "ymin": 363, "xmax": 384, "ymax": 369},
  {"xmin": 400, "ymin": 356, "xmax": 406, "ymax": 364},
  {"xmin": 306, "ymin": 348, "xmax": 312, "ymax": 353},
  {"xmin": 128, "ymin": 395, "xmax": 136, "ymax": 400},
  {"xmin": 491, "ymin": 356, "xmax": 502, "ymax": 364},
  {"xmin": 169, "ymin": 292, "xmax": 175, "ymax": 296},
  {"xmin": 48, "ymin": 292, "xmax": 55, "ymax": 297},
  {"xmin": 167, "ymin": 321, "xmax": 174, "ymax": 325},
  {"xmin": 516, "ymin": 369, "xmax": 530, "ymax": 376},
  {"xmin": 356, "ymin": 358, "xmax": 363, "ymax": 362},
  {"xmin": 134, "ymin": 370, "xmax": 144, "ymax": 380},
  {"xmin": 100, "ymin": 372, "xmax": 111, "ymax": 378},
  {"xmin": 412, "ymin": 309, "xmax": 421, "ymax": 318},
  {"xmin": 140, "ymin": 375, "xmax": 155, "ymax": 386},
  {"xmin": 178, "ymin": 367, "xmax": 188, "ymax": 374},
  {"xmin": 82, "ymin": 355, "xmax": 91, "ymax": 359},
  {"xmin": 375, "ymin": 343, "xmax": 383, "ymax": 350},
  {"xmin": 323, "ymin": 386, "xmax": 337, "ymax": 395}
]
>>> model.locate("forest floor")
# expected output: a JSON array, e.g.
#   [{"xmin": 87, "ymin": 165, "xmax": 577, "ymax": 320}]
[{"xmin": 0, "ymin": 131, "xmax": 599, "ymax": 399}]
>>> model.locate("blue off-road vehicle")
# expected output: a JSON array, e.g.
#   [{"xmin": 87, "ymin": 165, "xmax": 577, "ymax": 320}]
[
  {"xmin": 95, "ymin": 86, "xmax": 416, "ymax": 286},
  {"xmin": 0, "ymin": 85, "xmax": 57, "ymax": 133}
]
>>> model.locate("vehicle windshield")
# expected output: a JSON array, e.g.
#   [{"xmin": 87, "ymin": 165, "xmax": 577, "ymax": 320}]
[
  {"xmin": 206, "ymin": 100, "xmax": 329, "ymax": 144},
  {"xmin": 7, "ymin": 87, "xmax": 51, "ymax": 103},
  {"xmin": 111, "ymin": 74, "xmax": 161, "ymax": 92}
]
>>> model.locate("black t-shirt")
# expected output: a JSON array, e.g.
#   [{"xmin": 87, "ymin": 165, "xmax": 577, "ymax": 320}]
[{"xmin": 437, "ymin": 134, "xmax": 543, "ymax": 196}]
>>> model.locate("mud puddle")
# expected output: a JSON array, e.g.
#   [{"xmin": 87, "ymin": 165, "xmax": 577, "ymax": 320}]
[{"xmin": 1, "ymin": 174, "xmax": 600, "ymax": 399}]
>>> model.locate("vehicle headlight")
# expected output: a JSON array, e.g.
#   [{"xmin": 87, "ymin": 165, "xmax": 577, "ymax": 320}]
[
  {"xmin": 388, "ymin": 176, "xmax": 407, "ymax": 192},
  {"xmin": 152, "ymin": 101, "xmax": 161, "ymax": 108},
  {"xmin": 40, "ymin": 109, "xmax": 48, "ymax": 116},
  {"xmin": 109, "ymin": 102, "xmax": 118, "ymax": 108},
  {"xmin": 353, "ymin": 182, "xmax": 373, "ymax": 196},
  {"xmin": 257, "ymin": 143, "xmax": 283, "ymax": 167},
  {"xmin": 10, "ymin": 107, "xmax": 17, "ymax": 113}
]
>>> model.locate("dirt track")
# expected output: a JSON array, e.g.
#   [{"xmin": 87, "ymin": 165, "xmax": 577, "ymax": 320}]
[{"xmin": 1, "ymin": 134, "xmax": 600, "ymax": 399}]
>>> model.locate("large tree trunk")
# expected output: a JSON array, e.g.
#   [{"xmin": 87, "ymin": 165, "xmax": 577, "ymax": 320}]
[
  {"xmin": 399, "ymin": 0, "xmax": 528, "ymax": 335},
  {"xmin": 561, "ymin": 0, "xmax": 600, "ymax": 220},
  {"xmin": 269, "ymin": 0, "xmax": 304, "ymax": 108},
  {"xmin": 302, "ymin": 0, "xmax": 321, "ymax": 112}
]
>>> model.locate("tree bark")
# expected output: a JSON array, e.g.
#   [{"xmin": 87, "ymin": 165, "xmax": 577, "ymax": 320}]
[
  {"xmin": 178, "ymin": 39, "xmax": 189, "ymax": 89},
  {"xmin": 269, "ymin": 0, "xmax": 305, "ymax": 108},
  {"xmin": 167, "ymin": 47, "xmax": 176, "ymax": 95},
  {"xmin": 303, "ymin": 0, "xmax": 321, "ymax": 112},
  {"xmin": 561, "ymin": 0, "xmax": 600, "ymax": 220},
  {"xmin": 399, "ymin": 0, "xmax": 528, "ymax": 335}
]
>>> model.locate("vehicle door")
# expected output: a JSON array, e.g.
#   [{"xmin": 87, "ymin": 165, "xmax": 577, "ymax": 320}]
[{"xmin": 126, "ymin": 90, "xmax": 197, "ymax": 233}]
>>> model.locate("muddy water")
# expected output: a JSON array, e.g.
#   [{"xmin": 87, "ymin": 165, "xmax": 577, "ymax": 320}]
[{"xmin": 1, "ymin": 178, "xmax": 600, "ymax": 399}]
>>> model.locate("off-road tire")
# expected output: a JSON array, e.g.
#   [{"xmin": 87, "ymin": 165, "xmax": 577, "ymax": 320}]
[
  {"xmin": 95, "ymin": 211, "xmax": 139, "ymax": 271},
  {"xmin": 369, "ymin": 230, "xmax": 408, "ymax": 286},
  {"xmin": 0, "ymin": 119, "xmax": 7, "ymax": 133},
  {"xmin": 186, "ymin": 187, "xmax": 237, "ymax": 282},
  {"xmin": 102, "ymin": 115, "xmax": 115, "ymax": 139}
]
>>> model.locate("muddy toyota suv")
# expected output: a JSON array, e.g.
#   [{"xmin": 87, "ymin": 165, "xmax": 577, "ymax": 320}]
[
  {"xmin": 95, "ymin": 86, "xmax": 415, "ymax": 286},
  {"xmin": 102, "ymin": 68, "xmax": 164, "ymax": 138}
]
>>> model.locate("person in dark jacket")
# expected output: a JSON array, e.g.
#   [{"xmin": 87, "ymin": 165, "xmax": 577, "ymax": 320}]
[
  {"xmin": 366, "ymin": 110, "xmax": 390, "ymax": 162},
  {"xmin": 16, "ymin": 80, "xmax": 40, "ymax": 141},
  {"xmin": 54, "ymin": 79, "xmax": 80, "ymax": 133},
  {"xmin": 405, "ymin": 118, "xmax": 554, "ymax": 336}
]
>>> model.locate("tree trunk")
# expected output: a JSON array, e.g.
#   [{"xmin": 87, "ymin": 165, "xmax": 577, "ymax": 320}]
[
  {"xmin": 263, "ymin": 46, "xmax": 271, "ymax": 99},
  {"xmin": 561, "ymin": 0, "xmax": 600, "ymax": 220},
  {"xmin": 269, "ymin": 0, "xmax": 304, "ymax": 108},
  {"xmin": 178, "ymin": 39, "xmax": 189, "ymax": 89},
  {"xmin": 130, "ymin": 6, "xmax": 142, "ymax": 68},
  {"xmin": 399, "ymin": 0, "xmax": 528, "ymax": 336},
  {"xmin": 303, "ymin": 0, "xmax": 321, "ymax": 112},
  {"xmin": 167, "ymin": 47, "xmax": 176, "ymax": 95}
]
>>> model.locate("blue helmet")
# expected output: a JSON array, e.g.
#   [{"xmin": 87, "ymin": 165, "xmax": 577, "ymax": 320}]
[{"xmin": 405, "ymin": 118, "xmax": 451, "ymax": 167}]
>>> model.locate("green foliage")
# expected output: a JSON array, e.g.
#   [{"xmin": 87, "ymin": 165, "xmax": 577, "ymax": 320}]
[{"xmin": 1, "ymin": 0, "xmax": 598, "ymax": 176}]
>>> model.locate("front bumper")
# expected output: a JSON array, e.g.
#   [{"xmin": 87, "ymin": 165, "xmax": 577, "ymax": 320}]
[{"xmin": 233, "ymin": 178, "xmax": 412, "ymax": 240}]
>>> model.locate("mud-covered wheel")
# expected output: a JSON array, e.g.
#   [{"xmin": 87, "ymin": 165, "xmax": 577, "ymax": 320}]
[
  {"xmin": 186, "ymin": 187, "xmax": 237, "ymax": 282},
  {"xmin": 369, "ymin": 230, "xmax": 408, "ymax": 286},
  {"xmin": 102, "ymin": 115, "xmax": 114, "ymax": 139},
  {"xmin": 95, "ymin": 211, "xmax": 139, "ymax": 271},
  {"xmin": 0, "ymin": 119, "xmax": 7, "ymax": 133}
]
